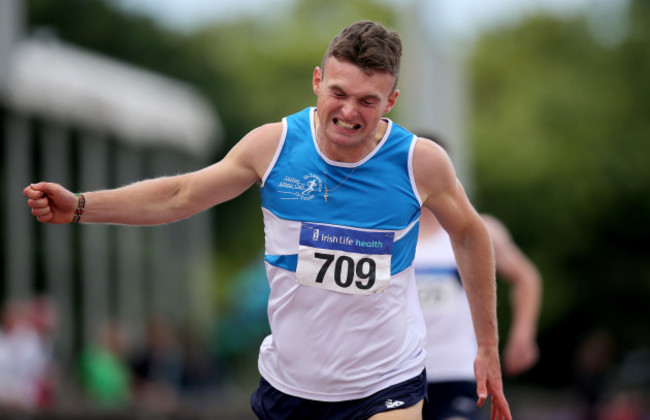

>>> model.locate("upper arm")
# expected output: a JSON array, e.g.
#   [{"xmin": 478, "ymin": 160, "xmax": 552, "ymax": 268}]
[
  {"xmin": 413, "ymin": 138, "xmax": 483, "ymax": 240},
  {"xmin": 178, "ymin": 122, "xmax": 283, "ymax": 213},
  {"xmin": 482, "ymin": 214, "xmax": 540, "ymax": 284}
]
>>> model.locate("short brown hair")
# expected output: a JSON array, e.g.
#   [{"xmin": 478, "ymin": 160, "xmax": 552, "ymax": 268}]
[{"xmin": 322, "ymin": 20, "xmax": 402, "ymax": 89}]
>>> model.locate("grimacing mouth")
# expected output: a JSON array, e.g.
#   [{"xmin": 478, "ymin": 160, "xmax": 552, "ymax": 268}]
[{"xmin": 333, "ymin": 118, "xmax": 361, "ymax": 130}]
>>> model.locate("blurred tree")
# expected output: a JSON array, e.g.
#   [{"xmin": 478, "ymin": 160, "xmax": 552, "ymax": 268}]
[
  {"xmin": 27, "ymin": 0, "xmax": 217, "ymax": 85},
  {"xmin": 469, "ymin": 0, "xmax": 650, "ymax": 387}
]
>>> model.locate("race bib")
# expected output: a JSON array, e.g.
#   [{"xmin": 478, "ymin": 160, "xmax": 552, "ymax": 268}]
[
  {"xmin": 296, "ymin": 223, "xmax": 394, "ymax": 295},
  {"xmin": 415, "ymin": 268, "xmax": 462, "ymax": 311}
]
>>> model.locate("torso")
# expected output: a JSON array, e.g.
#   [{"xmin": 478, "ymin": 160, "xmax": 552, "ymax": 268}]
[{"xmin": 257, "ymin": 107, "xmax": 427, "ymax": 401}]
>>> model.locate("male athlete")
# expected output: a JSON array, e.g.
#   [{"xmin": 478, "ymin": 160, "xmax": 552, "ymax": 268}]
[{"xmin": 24, "ymin": 21, "xmax": 511, "ymax": 420}]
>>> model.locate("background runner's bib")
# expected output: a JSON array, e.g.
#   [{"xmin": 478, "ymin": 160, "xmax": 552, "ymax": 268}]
[
  {"xmin": 416, "ymin": 270, "xmax": 462, "ymax": 312},
  {"xmin": 296, "ymin": 223, "xmax": 394, "ymax": 294},
  {"xmin": 414, "ymin": 229, "xmax": 477, "ymax": 382}
]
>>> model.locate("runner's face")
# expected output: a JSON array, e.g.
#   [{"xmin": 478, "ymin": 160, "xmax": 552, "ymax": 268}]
[{"xmin": 313, "ymin": 57, "xmax": 398, "ymax": 154}]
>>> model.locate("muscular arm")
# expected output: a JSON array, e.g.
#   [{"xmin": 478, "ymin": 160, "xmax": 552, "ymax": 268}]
[
  {"xmin": 24, "ymin": 123, "xmax": 283, "ymax": 225},
  {"xmin": 413, "ymin": 138, "xmax": 511, "ymax": 420},
  {"xmin": 483, "ymin": 214, "xmax": 542, "ymax": 376}
]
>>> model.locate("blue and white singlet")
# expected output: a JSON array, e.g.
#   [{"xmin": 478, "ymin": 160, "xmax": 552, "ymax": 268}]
[{"xmin": 258, "ymin": 107, "xmax": 427, "ymax": 401}]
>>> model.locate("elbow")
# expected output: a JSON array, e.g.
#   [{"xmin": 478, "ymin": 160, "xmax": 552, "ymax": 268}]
[
  {"xmin": 168, "ymin": 191, "xmax": 197, "ymax": 222},
  {"xmin": 157, "ymin": 176, "xmax": 197, "ymax": 223}
]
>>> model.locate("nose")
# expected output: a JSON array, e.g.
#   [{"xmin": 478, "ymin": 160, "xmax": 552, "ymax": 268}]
[{"xmin": 340, "ymin": 99, "xmax": 357, "ymax": 119}]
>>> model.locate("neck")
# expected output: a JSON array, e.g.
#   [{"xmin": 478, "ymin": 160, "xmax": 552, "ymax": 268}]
[{"xmin": 314, "ymin": 111, "xmax": 385, "ymax": 163}]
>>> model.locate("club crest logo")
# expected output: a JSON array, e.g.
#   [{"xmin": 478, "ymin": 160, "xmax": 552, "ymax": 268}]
[{"xmin": 277, "ymin": 173, "xmax": 323, "ymax": 200}]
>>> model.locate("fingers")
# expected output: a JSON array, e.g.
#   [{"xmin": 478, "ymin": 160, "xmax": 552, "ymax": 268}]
[
  {"xmin": 475, "ymin": 354, "xmax": 512, "ymax": 420},
  {"xmin": 31, "ymin": 204, "xmax": 53, "ymax": 219},
  {"xmin": 23, "ymin": 184, "xmax": 45, "ymax": 199},
  {"xmin": 474, "ymin": 358, "xmax": 488, "ymax": 407},
  {"xmin": 25, "ymin": 183, "xmax": 55, "ymax": 222},
  {"xmin": 476, "ymin": 382, "xmax": 487, "ymax": 407},
  {"xmin": 489, "ymin": 385, "xmax": 512, "ymax": 420},
  {"xmin": 29, "ymin": 196, "xmax": 54, "ymax": 222},
  {"xmin": 24, "ymin": 181, "xmax": 61, "ymax": 197},
  {"xmin": 491, "ymin": 394, "xmax": 513, "ymax": 420},
  {"xmin": 36, "ymin": 213, "xmax": 54, "ymax": 223},
  {"xmin": 489, "ymin": 398, "xmax": 509, "ymax": 420},
  {"xmin": 483, "ymin": 376, "xmax": 512, "ymax": 420},
  {"xmin": 27, "ymin": 194, "xmax": 51, "ymax": 211}
]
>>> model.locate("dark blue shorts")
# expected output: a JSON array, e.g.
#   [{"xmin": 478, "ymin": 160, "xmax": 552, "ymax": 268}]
[
  {"xmin": 424, "ymin": 381, "xmax": 482, "ymax": 420},
  {"xmin": 251, "ymin": 369, "xmax": 427, "ymax": 420}
]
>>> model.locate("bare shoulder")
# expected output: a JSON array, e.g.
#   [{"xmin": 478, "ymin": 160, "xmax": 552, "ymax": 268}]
[
  {"xmin": 228, "ymin": 122, "xmax": 284, "ymax": 180},
  {"xmin": 412, "ymin": 137, "xmax": 457, "ymax": 201},
  {"xmin": 236, "ymin": 122, "xmax": 284, "ymax": 157}
]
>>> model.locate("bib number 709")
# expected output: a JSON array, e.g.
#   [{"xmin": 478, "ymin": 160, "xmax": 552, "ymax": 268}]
[
  {"xmin": 296, "ymin": 222, "xmax": 393, "ymax": 295},
  {"xmin": 314, "ymin": 252, "xmax": 376, "ymax": 290}
]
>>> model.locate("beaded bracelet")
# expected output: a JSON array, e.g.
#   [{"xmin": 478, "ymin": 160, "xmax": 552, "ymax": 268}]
[{"xmin": 71, "ymin": 193, "xmax": 86, "ymax": 224}]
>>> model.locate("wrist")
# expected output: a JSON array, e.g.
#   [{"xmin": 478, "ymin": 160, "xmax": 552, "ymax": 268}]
[
  {"xmin": 476, "ymin": 341, "xmax": 500, "ymax": 353},
  {"xmin": 509, "ymin": 323, "xmax": 536, "ymax": 341},
  {"xmin": 71, "ymin": 193, "xmax": 86, "ymax": 224}
]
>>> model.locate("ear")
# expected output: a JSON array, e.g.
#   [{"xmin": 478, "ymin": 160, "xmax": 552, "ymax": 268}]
[
  {"xmin": 383, "ymin": 89, "xmax": 399, "ymax": 114},
  {"xmin": 313, "ymin": 67, "xmax": 323, "ymax": 96}
]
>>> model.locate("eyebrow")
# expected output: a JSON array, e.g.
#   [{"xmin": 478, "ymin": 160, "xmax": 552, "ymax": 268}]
[{"xmin": 330, "ymin": 84, "xmax": 382, "ymax": 102}]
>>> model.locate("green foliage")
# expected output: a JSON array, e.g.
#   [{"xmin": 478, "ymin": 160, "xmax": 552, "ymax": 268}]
[
  {"xmin": 470, "ymin": 1, "xmax": 650, "ymax": 385},
  {"xmin": 28, "ymin": 0, "xmax": 206, "ymax": 80}
]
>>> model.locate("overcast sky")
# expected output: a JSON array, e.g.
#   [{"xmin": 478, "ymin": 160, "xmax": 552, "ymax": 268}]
[{"xmin": 112, "ymin": 0, "xmax": 629, "ymax": 40}]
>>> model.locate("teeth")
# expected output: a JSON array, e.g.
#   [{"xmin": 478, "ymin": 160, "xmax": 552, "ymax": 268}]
[{"xmin": 334, "ymin": 119, "xmax": 360, "ymax": 130}]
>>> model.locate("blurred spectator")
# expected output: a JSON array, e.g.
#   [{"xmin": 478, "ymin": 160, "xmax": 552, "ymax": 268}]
[
  {"xmin": 599, "ymin": 390, "xmax": 647, "ymax": 420},
  {"xmin": 27, "ymin": 296, "xmax": 58, "ymax": 408},
  {"xmin": 574, "ymin": 329, "xmax": 616, "ymax": 420},
  {"xmin": 78, "ymin": 319, "xmax": 131, "ymax": 408},
  {"xmin": 129, "ymin": 314, "xmax": 183, "ymax": 413},
  {"xmin": 213, "ymin": 254, "xmax": 270, "ymax": 383},
  {"xmin": 178, "ymin": 327, "xmax": 220, "ymax": 406},
  {"xmin": 0, "ymin": 297, "xmax": 55, "ymax": 410}
]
